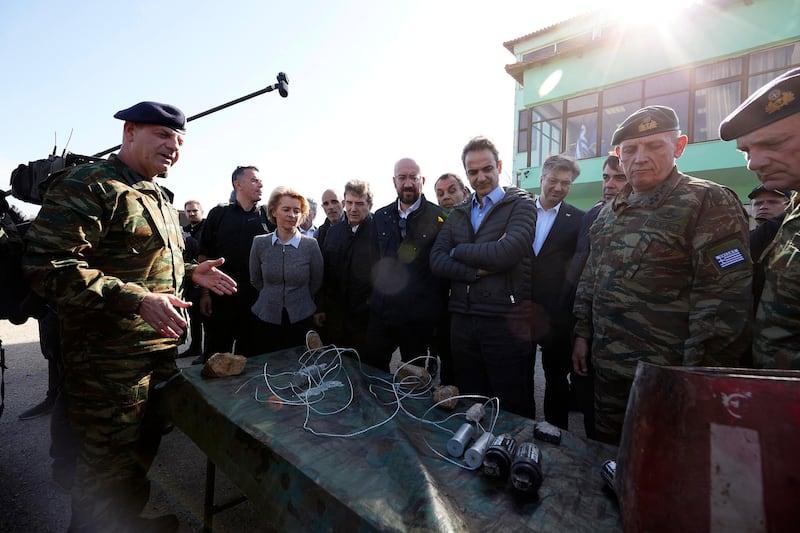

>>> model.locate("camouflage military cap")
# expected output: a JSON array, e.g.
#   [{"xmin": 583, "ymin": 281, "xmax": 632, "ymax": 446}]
[
  {"xmin": 719, "ymin": 67, "xmax": 800, "ymax": 141},
  {"xmin": 611, "ymin": 105, "xmax": 680, "ymax": 145},
  {"xmin": 114, "ymin": 101, "xmax": 186, "ymax": 133},
  {"xmin": 747, "ymin": 184, "xmax": 791, "ymax": 200}
]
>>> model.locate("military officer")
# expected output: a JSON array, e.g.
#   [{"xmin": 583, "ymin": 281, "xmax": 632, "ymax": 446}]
[
  {"xmin": 23, "ymin": 101, "xmax": 237, "ymax": 531},
  {"xmin": 720, "ymin": 67, "xmax": 800, "ymax": 369},
  {"xmin": 572, "ymin": 105, "xmax": 752, "ymax": 444}
]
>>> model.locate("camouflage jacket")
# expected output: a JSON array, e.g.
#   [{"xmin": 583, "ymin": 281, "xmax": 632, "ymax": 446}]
[
  {"xmin": 22, "ymin": 154, "xmax": 192, "ymax": 356},
  {"xmin": 754, "ymin": 196, "xmax": 800, "ymax": 369},
  {"xmin": 573, "ymin": 167, "xmax": 752, "ymax": 368}
]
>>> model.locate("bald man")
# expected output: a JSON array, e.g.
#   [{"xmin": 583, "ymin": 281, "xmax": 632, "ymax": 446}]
[
  {"xmin": 315, "ymin": 188, "xmax": 344, "ymax": 248},
  {"xmin": 365, "ymin": 158, "xmax": 447, "ymax": 372}
]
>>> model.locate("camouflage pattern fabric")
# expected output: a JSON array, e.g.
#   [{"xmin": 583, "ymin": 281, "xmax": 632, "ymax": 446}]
[
  {"xmin": 754, "ymin": 195, "xmax": 800, "ymax": 369},
  {"xmin": 23, "ymin": 154, "xmax": 188, "ymax": 355},
  {"xmin": 162, "ymin": 348, "xmax": 622, "ymax": 532},
  {"xmin": 67, "ymin": 350, "xmax": 176, "ymax": 526},
  {"xmin": 573, "ymin": 167, "xmax": 752, "ymax": 442},
  {"xmin": 22, "ymin": 154, "xmax": 186, "ymax": 528}
]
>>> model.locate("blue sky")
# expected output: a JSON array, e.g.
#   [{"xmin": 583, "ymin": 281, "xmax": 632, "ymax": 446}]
[{"xmin": 1, "ymin": 0, "xmax": 597, "ymax": 221}]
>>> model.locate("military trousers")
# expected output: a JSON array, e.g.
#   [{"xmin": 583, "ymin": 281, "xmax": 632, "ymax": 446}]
[{"xmin": 63, "ymin": 346, "xmax": 177, "ymax": 530}]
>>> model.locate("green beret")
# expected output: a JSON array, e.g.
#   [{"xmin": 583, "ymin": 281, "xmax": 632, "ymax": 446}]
[
  {"xmin": 611, "ymin": 105, "xmax": 680, "ymax": 145},
  {"xmin": 114, "ymin": 101, "xmax": 186, "ymax": 134},
  {"xmin": 719, "ymin": 67, "xmax": 800, "ymax": 141}
]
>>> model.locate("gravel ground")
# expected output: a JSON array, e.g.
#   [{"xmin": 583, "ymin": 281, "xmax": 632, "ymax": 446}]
[{"xmin": 0, "ymin": 318, "xmax": 583, "ymax": 532}]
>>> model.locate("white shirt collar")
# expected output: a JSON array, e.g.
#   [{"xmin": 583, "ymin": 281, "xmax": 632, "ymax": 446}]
[
  {"xmin": 398, "ymin": 196, "xmax": 422, "ymax": 218},
  {"xmin": 271, "ymin": 232, "xmax": 302, "ymax": 248}
]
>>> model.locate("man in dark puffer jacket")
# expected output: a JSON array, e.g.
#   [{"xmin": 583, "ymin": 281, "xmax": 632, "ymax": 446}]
[{"xmin": 430, "ymin": 137, "xmax": 537, "ymax": 418}]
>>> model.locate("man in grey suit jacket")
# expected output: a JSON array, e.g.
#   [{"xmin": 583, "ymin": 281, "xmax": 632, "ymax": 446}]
[{"xmin": 531, "ymin": 155, "xmax": 584, "ymax": 429}]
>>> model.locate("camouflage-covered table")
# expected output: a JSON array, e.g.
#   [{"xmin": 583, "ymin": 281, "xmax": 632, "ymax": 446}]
[{"xmin": 162, "ymin": 348, "xmax": 621, "ymax": 531}]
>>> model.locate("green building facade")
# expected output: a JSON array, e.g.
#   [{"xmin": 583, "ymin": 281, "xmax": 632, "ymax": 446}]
[{"xmin": 504, "ymin": 0, "xmax": 800, "ymax": 209}]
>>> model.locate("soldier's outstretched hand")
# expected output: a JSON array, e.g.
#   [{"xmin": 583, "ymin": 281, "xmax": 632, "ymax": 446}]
[{"xmin": 193, "ymin": 258, "xmax": 238, "ymax": 295}]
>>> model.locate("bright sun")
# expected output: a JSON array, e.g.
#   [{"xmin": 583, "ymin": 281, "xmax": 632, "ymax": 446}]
[{"xmin": 609, "ymin": 0, "xmax": 704, "ymax": 24}]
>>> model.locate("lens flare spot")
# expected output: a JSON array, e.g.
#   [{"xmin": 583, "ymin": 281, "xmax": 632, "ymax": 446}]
[{"xmin": 539, "ymin": 70, "xmax": 563, "ymax": 98}]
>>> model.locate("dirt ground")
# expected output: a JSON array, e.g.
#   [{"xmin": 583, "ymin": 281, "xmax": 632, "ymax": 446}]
[{"xmin": 0, "ymin": 318, "xmax": 582, "ymax": 532}]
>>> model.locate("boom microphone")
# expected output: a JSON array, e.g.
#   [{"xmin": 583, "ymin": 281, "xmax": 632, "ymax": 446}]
[{"xmin": 277, "ymin": 72, "xmax": 289, "ymax": 98}]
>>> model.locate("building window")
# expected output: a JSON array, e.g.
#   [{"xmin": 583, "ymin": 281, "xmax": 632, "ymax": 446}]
[
  {"xmin": 516, "ymin": 40, "xmax": 800, "ymax": 168},
  {"xmin": 567, "ymin": 112, "xmax": 598, "ymax": 159},
  {"xmin": 748, "ymin": 42, "xmax": 800, "ymax": 93},
  {"xmin": 600, "ymin": 81, "xmax": 642, "ymax": 156},
  {"xmin": 517, "ymin": 109, "xmax": 531, "ymax": 154},
  {"xmin": 644, "ymin": 69, "xmax": 690, "ymax": 138},
  {"xmin": 565, "ymin": 93, "xmax": 599, "ymax": 159},
  {"xmin": 529, "ymin": 102, "xmax": 562, "ymax": 168},
  {"xmin": 694, "ymin": 58, "xmax": 743, "ymax": 142},
  {"xmin": 694, "ymin": 81, "xmax": 740, "ymax": 142}
]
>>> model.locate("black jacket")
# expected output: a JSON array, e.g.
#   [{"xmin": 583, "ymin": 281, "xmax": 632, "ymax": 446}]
[
  {"xmin": 371, "ymin": 196, "xmax": 446, "ymax": 325},
  {"xmin": 750, "ymin": 211, "xmax": 785, "ymax": 311},
  {"xmin": 430, "ymin": 187, "xmax": 536, "ymax": 316},
  {"xmin": 531, "ymin": 201, "xmax": 584, "ymax": 320},
  {"xmin": 315, "ymin": 213, "xmax": 345, "ymax": 250},
  {"xmin": 319, "ymin": 215, "xmax": 377, "ymax": 320},
  {"xmin": 182, "ymin": 219, "xmax": 205, "ymax": 262},
  {"xmin": 561, "ymin": 200, "xmax": 604, "ymax": 314}
]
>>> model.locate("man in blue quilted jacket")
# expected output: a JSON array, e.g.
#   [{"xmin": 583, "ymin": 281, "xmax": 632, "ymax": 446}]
[{"xmin": 430, "ymin": 137, "xmax": 537, "ymax": 418}]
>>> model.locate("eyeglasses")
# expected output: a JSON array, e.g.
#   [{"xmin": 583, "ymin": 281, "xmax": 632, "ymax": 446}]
[
  {"xmin": 395, "ymin": 174, "xmax": 421, "ymax": 183},
  {"xmin": 543, "ymin": 176, "xmax": 573, "ymax": 188}
]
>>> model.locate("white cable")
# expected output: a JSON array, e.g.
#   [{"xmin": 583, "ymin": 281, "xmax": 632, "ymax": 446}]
[{"xmin": 235, "ymin": 345, "xmax": 503, "ymax": 471}]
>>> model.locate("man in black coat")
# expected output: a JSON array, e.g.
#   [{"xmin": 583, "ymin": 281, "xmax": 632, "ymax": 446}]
[
  {"xmin": 316, "ymin": 180, "xmax": 376, "ymax": 356},
  {"xmin": 315, "ymin": 188, "xmax": 344, "ymax": 250},
  {"xmin": 181, "ymin": 200, "xmax": 206, "ymax": 360},
  {"xmin": 530, "ymin": 155, "xmax": 584, "ymax": 430},
  {"xmin": 199, "ymin": 166, "xmax": 275, "ymax": 358},
  {"xmin": 366, "ymin": 158, "xmax": 446, "ymax": 372}
]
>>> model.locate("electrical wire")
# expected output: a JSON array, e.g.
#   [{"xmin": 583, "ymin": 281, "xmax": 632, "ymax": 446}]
[{"xmin": 236, "ymin": 344, "xmax": 502, "ymax": 467}]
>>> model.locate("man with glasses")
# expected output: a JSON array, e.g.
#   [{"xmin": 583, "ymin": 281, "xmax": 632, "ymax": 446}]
[
  {"xmin": 530, "ymin": 154, "xmax": 584, "ymax": 430},
  {"xmin": 366, "ymin": 158, "xmax": 447, "ymax": 372},
  {"xmin": 199, "ymin": 166, "xmax": 276, "ymax": 358},
  {"xmin": 431, "ymin": 137, "xmax": 537, "ymax": 418}
]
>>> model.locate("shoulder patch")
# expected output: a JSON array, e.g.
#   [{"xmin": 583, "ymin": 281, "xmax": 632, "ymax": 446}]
[{"xmin": 714, "ymin": 247, "xmax": 746, "ymax": 270}]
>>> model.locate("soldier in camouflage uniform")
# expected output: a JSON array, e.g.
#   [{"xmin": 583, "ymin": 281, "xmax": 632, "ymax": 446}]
[
  {"xmin": 572, "ymin": 105, "xmax": 752, "ymax": 444},
  {"xmin": 22, "ymin": 102, "xmax": 237, "ymax": 532},
  {"xmin": 720, "ymin": 67, "xmax": 800, "ymax": 369}
]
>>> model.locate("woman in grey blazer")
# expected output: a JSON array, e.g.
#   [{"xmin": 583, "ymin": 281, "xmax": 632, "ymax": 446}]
[{"xmin": 249, "ymin": 186, "xmax": 323, "ymax": 353}]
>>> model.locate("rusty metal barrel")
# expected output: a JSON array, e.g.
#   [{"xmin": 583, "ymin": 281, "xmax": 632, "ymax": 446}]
[{"xmin": 616, "ymin": 363, "xmax": 800, "ymax": 533}]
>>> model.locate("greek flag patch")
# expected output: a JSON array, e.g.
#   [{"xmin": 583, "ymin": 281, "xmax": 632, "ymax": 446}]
[{"xmin": 715, "ymin": 248, "xmax": 745, "ymax": 269}]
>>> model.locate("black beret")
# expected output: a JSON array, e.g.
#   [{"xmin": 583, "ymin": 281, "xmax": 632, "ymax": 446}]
[
  {"xmin": 747, "ymin": 184, "xmax": 791, "ymax": 200},
  {"xmin": 113, "ymin": 101, "xmax": 186, "ymax": 133},
  {"xmin": 611, "ymin": 105, "xmax": 680, "ymax": 145},
  {"xmin": 719, "ymin": 67, "xmax": 800, "ymax": 141}
]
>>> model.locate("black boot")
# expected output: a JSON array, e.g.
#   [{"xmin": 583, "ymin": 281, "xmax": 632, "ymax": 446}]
[{"xmin": 18, "ymin": 395, "xmax": 56, "ymax": 420}]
